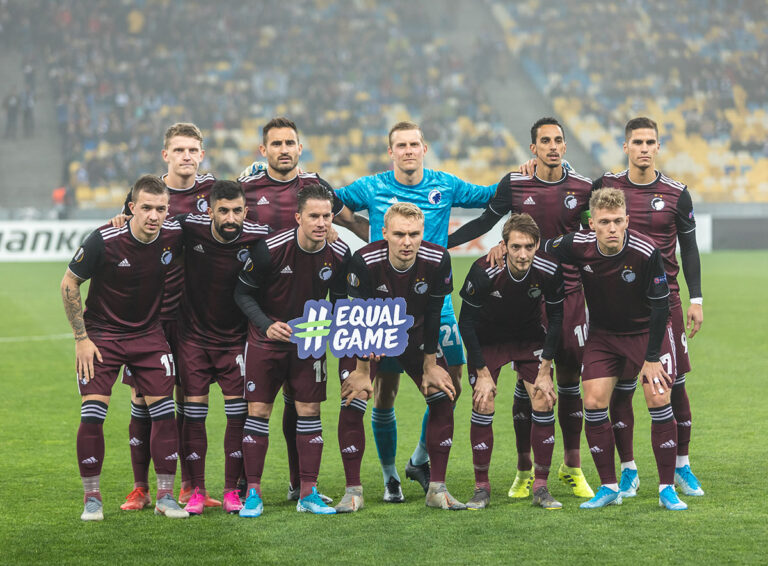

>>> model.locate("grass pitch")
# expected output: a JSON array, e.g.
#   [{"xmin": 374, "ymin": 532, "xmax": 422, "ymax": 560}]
[{"xmin": 0, "ymin": 252, "xmax": 766, "ymax": 565}]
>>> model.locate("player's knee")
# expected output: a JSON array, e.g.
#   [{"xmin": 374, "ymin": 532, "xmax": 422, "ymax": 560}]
[
  {"xmin": 472, "ymin": 398, "xmax": 494, "ymax": 414},
  {"xmin": 555, "ymin": 367, "xmax": 580, "ymax": 385},
  {"xmin": 295, "ymin": 401, "xmax": 320, "ymax": 418},
  {"xmin": 248, "ymin": 402, "xmax": 272, "ymax": 419}
]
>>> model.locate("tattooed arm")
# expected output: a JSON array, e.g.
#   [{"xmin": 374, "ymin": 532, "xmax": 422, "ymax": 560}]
[{"xmin": 61, "ymin": 269, "xmax": 102, "ymax": 383}]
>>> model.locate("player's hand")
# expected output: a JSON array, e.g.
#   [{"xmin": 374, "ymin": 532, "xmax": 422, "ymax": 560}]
[
  {"xmin": 486, "ymin": 241, "xmax": 506, "ymax": 269},
  {"xmin": 341, "ymin": 369, "xmax": 373, "ymax": 405},
  {"xmin": 640, "ymin": 360, "xmax": 672, "ymax": 396},
  {"xmin": 532, "ymin": 361, "xmax": 557, "ymax": 410},
  {"xmin": 110, "ymin": 213, "xmax": 130, "ymax": 228},
  {"xmin": 326, "ymin": 225, "xmax": 339, "ymax": 243},
  {"xmin": 76, "ymin": 337, "xmax": 102, "ymax": 384},
  {"xmin": 266, "ymin": 321, "xmax": 292, "ymax": 342},
  {"xmin": 518, "ymin": 159, "xmax": 536, "ymax": 177},
  {"xmin": 686, "ymin": 303, "xmax": 703, "ymax": 338},
  {"xmin": 421, "ymin": 361, "xmax": 455, "ymax": 400},
  {"xmin": 471, "ymin": 368, "xmax": 496, "ymax": 413}
]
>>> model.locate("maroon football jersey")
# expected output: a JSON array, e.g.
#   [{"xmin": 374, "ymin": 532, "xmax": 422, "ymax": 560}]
[
  {"xmin": 544, "ymin": 228, "xmax": 669, "ymax": 335},
  {"xmin": 594, "ymin": 170, "xmax": 696, "ymax": 293},
  {"xmin": 68, "ymin": 219, "xmax": 183, "ymax": 338},
  {"xmin": 485, "ymin": 167, "xmax": 592, "ymax": 293},
  {"xmin": 177, "ymin": 214, "xmax": 269, "ymax": 348},
  {"xmin": 124, "ymin": 173, "xmax": 217, "ymax": 320},
  {"xmin": 238, "ymin": 228, "xmax": 351, "ymax": 350},
  {"xmin": 459, "ymin": 251, "xmax": 564, "ymax": 344},
  {"xmin": 346, "ymin": 240, "xmax": 453, "ymax": 344},
  {"xmin": 239, "ymin": 171, "xmax": 344, "ymax": 231}
]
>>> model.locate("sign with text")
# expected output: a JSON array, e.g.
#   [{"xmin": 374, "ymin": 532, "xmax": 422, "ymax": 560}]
[{"xmin": 288, "ymin": 298, "xmax": 414, "ymax": 359}]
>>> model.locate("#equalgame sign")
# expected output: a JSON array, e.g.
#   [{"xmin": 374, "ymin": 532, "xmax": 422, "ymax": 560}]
[{"xmin": 288, "ymin": 298, "xmax": 414, "ymax": 359}]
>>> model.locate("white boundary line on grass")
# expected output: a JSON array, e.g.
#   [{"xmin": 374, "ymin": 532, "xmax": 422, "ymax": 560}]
[{"xmin": 0, "ymin": 333, "xmax": 72, "ymax": 343}]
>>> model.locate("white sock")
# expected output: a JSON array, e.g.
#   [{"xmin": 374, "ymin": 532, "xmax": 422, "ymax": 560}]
[
  {"xmin": 620, "ymin": 460, "xmax": 637, "ymax": 471},
  {"xmin": 676, "ymin": 455, "xmax": 690, "ymax": 468},
  {"xmin": 604, "ymin": 483, "xmax": 619, "ymax": 492},
  {"xmin": 659, "ymin": 484, "xmax": 673, "ymax": 493}
]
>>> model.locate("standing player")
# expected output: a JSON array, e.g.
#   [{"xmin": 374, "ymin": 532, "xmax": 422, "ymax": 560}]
[
  {"xmin": 234, "ymin": 184, "xmax": 350, "ymax": 517},
  {"xmin": 335, "ymin": 121, "xmax": 495, "ymax": 501},
  {"xmin": 336, "ymin": 203, "xmax": 465, "ymax": 512},
  {"xmin": 593, "ymin": 117, "xmax": 704, "ymax": 498},
  {"xmin": 544, "ymin": 188, "xmax": 687, "ymax": 511},
  {"xmin": 458, "ymin": 213, "xmax": 564, "ymax": 509},
  {"xmin": 239, "ymin": 116, "xmax": 367, "ymax": 503},
  {"xmin": 174, "ymin": 180, "xmax": 268, "ymax": 514},
  {"xmin": 61, "ymin": 175, "xmax": 188, "ymax": 520},
  {"xmin": 118, "ymin": 122, "xmax": 220, "ymax": 511},
  {"xmin": 448, "ymin": 117, "xmax": 594, "ymax": 500}
]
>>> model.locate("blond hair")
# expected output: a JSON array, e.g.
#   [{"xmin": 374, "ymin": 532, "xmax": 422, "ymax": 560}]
[
  {"xmin": 164, "ymin": 122, "xmax": 203, "ymax": 148},
  {"xmin": 384, "ymin": 202, "xmax": 424, "ymax": 228},
  {"xmin": 589, "ymin": 187, "xmax": 626, "ymax": 213}
]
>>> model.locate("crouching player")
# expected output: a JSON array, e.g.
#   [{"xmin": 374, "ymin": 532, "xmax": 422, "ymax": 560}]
[
  {"xmin": 336, "ymin": 202, "xmax": 465, "ymax": 512},
  {"xmin": 234, "ymin": 184, "xmax": 350, "ymax": 517},
  {"xmin": 458, "ymin": 213, "xmax": 564, "ymax": 509},
  {"xmin": 544, "ymin": 188, "xmax": 687, "ymax": 510}
]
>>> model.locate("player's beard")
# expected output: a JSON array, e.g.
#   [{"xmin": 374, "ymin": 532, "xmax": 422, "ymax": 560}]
[{"xmin": 216, "ymin": 221, "xmax": 243, "ymax": 242}]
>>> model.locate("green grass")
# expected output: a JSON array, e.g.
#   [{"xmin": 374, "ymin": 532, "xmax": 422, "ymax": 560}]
[{"xmin": 0, "ymin": 253, "xmax": 766, "ymax": 565}]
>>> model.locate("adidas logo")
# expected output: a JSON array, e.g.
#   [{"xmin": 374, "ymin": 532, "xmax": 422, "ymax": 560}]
[
  {"xmin": 388, "ymin": 197, "xmax": 398, "ymax": 204},
  {"xmin": 341, "ymin": 445, "xmax": 359, "ymax": 454},
  {"xmin": 118, "ymin": 258, "xmax": 131, "ymax": 267},
  {"xmin": 257, "ymin": 196, "xmax": 269, "ymax": 205},
  {"xmin": 613, "ymin": 421, "xmax": 628, "ymax": 429},
  {"xmin": 589, "ymin": 445, "xmax": 603, "ymax": 454},
  {"xmin": 80, "ymin": 457, "xmax": 99, "ymax": 465},
  {"xmin": 491, "ymin": 290, "xmax": 502, "ymax": 298},
  {"xmin": 439, "ymin": 438, "xmax": 453, "ymax": 447},
  {"xmin": 543, "ymin": 435, "xmax": 556, "ymax": 445},
  {"xmin": 193, "ymin": 244, "xmax": 205, "ymax": 253},
  {"xmin": 679, "ymin": 420, "xmax": 692, "ymax": 427},
  {"xmin": 472, "ymin": 442, "xmax": 489, "ymax": 451},
  {"xmin": 309, "ymin": 435, "xmax": 324, "ymax": 444},
  {"xmin": 513, "ymin": 412, "xmax": 528, "ymax": 421},
  {"xmin": 570, "ymin": 411, "xmax": 584, "ymax": 418},
  {"xmin": 377, "ymin": 284, "xmax": 389, "ymax": 292},
  {"xmin": 165, "ymin": 452, "xmax": 179, "ymax": 461},
  {"xmin": 523, "ymin": 196, "xmax": 536, "ymax": 205},
  {"xmin": 185, "ymin": 452, "xmax": 201, "ymax": 461},
  {"xmin": 659, "ymin": 440, "xmax": 677, "ymax": 449},
  {"xmin": 128, "ymin": 437, "xmax": 143, "ymax": 447},
  {"xmin": 281, "ymin": 266, "xmax": 293, "ymax": 274},
  {"xmin": 229, "ymin": 451, "xmax": 243, "ymax": 459},
  {"xmin": 583, "ymin": 265, "xmax": 593, "ymax": 273},
  {"xmin": 242, "ymin": 435, "xmax": 257, "ymax": 444}
]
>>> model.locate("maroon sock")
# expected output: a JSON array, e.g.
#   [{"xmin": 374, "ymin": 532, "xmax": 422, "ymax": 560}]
[
  {"xmin": 182, "ymin": 402, "xmax": 208, "ymax": 492},
  {"xmin": 338, "ymin": 402, "xmax": 366, "ymax": 487},
  {"xmin": 128, "ymin": 401, "xmax": 152, "ymax": 487},
  {"xmin": 426, "ymin": 394, "xmax": 453, "ymax": 484},
  {"xmin": 671, "ymin": 377, "xmax": 692, "ymax": 457},
  {"xmin": 513, "ymin": 382, "xmax": 533, "ymax": 471},
  {"xmin": 584, "ymin": 408, "xmax": 616, "ymax": 485},
  {"xmin": 531, "ymin": 410, "xmax": 556, "ymax": 489},
  {"xmin": 610, "ymin": 380, "xmax": 636, "ymax": 463},
  {"xmin": 649, "ymin": 405, "xmax": 677, "ymax": 485},
  {"xmin": 470, "ymin": 411, "xmax": 494, "ymax": 491},
  {"xmin": 557, "ymin": 389, "xmax": 583, "ymax": 452},
  {"xmin": 223, "ymin": 399, "xmax": 247, "ymax": 491},
  {"xmin": 296, "ymin": 416, "xmax": 323, "ymax": 498},
  {"xmin": 283, "ymin": 396, "xmax": 300, "ymax": 489},
  {"xmin": 147, "ymin": 398, "xmax": 178, "ymax": 476},
  {"xmin": 243, "ymin": 417, "xmax": 269, "ymax": 490},
  {"xmin": 78, "ymin": 421, "xmax": 106, "ymax": 480},
  {"xmin": 175, "ymin": 400, "xmax": 190, "ymax": 485}
]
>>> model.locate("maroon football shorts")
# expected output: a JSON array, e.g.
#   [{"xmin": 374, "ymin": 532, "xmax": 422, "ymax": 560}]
[
  {"xmin": 467, "ymin": 339, "xmax": 550, "ymax": 386},
  {"xmin": 553, "ymin": 289, "xmax": 588, "ymax": 373},
  {"xmin": 668, "ymin": 292, "xmax": 692, "ymax": 375},
  {"xmin": 176, "ymin": 339, "xmax": 245, "ymax": 397},
  {"xmin": 79, "ymin": 325, "xmax": 175, "ymax": 397},
  {"xmin": 244, "ymin": 342, "xmax": 327, "ymax": 404},
  {"xmin": 121, "ymin": 317, "xmax": 180, "ymax": 388},
  {"xmin": 581, "ymin": 325, "xmax": 677, "ymax": 383}
]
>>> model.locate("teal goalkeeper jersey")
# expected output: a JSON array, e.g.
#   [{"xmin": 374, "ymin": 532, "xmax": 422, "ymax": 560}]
[{"xmin": 336, "ymin": 168, "xmax": 495, "ymax": 317}]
